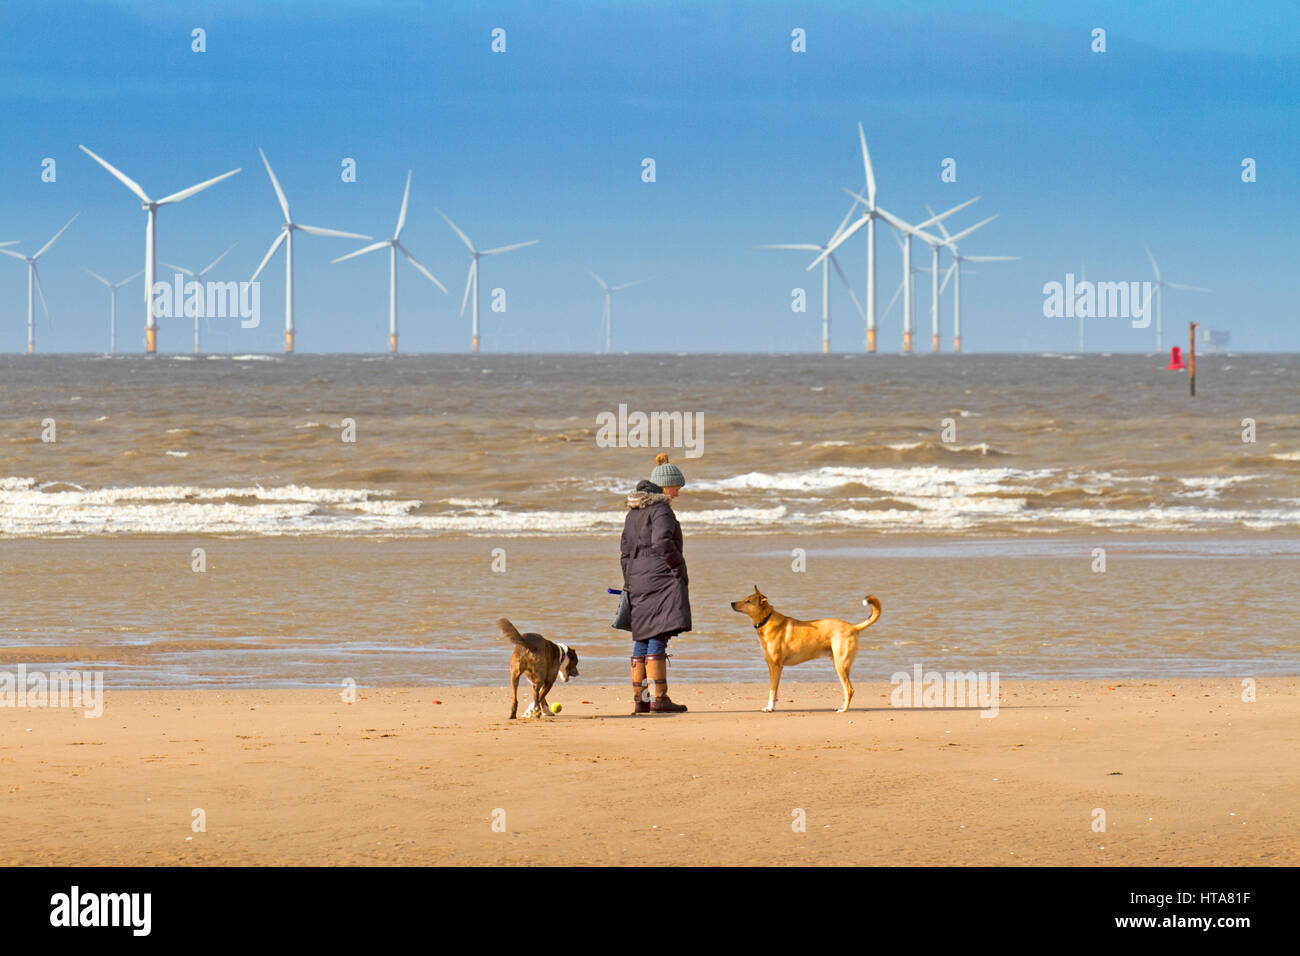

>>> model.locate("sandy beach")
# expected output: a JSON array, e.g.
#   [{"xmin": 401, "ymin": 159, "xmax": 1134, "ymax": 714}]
[{"xmin": 2, "ymin": 678, "xmax": 1295, "ymax": 866}]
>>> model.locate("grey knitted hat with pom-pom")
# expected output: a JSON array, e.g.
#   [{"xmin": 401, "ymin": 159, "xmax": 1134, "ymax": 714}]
[{"xmin": 649, "ymin": 453, "xmax": 685, "ymax": 488}]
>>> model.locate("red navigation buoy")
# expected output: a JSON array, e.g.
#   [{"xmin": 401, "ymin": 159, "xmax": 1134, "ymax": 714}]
[{"xmin": 1166, "ymin": 346, "xmax": 1185, "ymax": 370}]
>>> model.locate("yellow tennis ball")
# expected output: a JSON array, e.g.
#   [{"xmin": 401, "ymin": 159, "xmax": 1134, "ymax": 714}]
[{"xmin": 551, "ymin": 702, "xmax": 562, "ymax": 714}]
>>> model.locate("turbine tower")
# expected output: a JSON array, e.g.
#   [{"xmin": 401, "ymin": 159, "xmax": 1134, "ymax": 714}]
[
  {"xmin": 332, "ymin": 172, "xmax": 447, "ymax": 353},
  {"xmin": 85, "ymin": 268, "xmax": 142, "ymax": 354},
  {"xmin": 586, "ymin": 270, "xmax": 648, "ymax": 353},
  {"xmin": 1145, "ymin": 245, "xmax": 1209, "ymax": 353},
  {"xmin": 0, "ymin": 213, "xmax": 79, "ymax": 354},
  {"xmin": 161, "ymin": 244, "xmax": 238, "ymax": 354},
  {"xmin": 79, "ymin": 145, "xmax": 240, "ymax": 354},
  {"xmin": 757, "ymin": 201, "xmax": 864, "ymax": 353},
  {"xmin": 437, "ymin": 210, "xmax": 538, "ymax": 353},
  {"xmin": 250, "ymin": 149, "xmax": 372, "ymax": 353}
]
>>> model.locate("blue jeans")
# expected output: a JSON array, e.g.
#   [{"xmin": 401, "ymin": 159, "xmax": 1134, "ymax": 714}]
[{"xmin": 632, "ymin": 636, "xmax": 670, "ymax": 658}]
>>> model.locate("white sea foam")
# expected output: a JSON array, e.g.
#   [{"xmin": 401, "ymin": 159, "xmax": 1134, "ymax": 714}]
[
  {"xmin": 692, "ymin": 465, "xmax": 1052, "ymax": 497},
  {"xmin": 3, "ymin": 471, "xmax": 1295, "ymax": 537}
]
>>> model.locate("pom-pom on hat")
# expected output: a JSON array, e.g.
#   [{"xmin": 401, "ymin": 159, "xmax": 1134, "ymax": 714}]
[{"xmin": 650, "ymin": 453, "xmax": 685, "ymax": 488}]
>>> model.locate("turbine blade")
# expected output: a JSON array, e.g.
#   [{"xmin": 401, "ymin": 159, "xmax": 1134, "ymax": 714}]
[
  {"xmin": 199, "ymin": 242, "xmax": 239, "ymax": 277},
  {"xmin": 586, "ymin": 268, "xmax": 608, "ymax": 290},
  {"xmin": 0, "ymin": 249, "xmax": 28, "ymax": 261},
  {"xmin": 858, "ymin": 122, "xmax": 877, "ymax": 208},
  {"xmin": 156, "ymin": 167, "xmax": 241, "ymax": 205},
  {"xmin": 460, "ymin": 261, "xmax": 475, "ymax": 317},
  {"xmin": 79, "ymin": 145, "xmax": 152, "ymax": 203},
  {"xmin": 829, "ymin": 200, "xmax": 861, "ymax": 244},
  {"xmin": 32, "ymin": 264, "xmax": 51, "ymax": 325},
  {"xmin": 945, "ymin": 214, "xmax": 998, "ymax": 245},
  {"xmin": 258, "ymin": 148, "xmax": 292, "ymax": 221},
  {"xmin": 829, "ymin": 254, "xmax": 865, "ymax": 321},
  {"xmin": 915, "ymin": 196, "xmax": 979, "ymax": 231},
  {"xmin": 160, "ymin": 262, "xmax": 196, "ymax": 277},
  {"xmin": 33, "ymin": 212, "xmax": 80, "ymax": 260},
  {"xmin": 842, "ymin": 186, "xmax": 871, "ymax": 207},
  {"xmin": 0, "ymin": 241, "xmax": 17, "ymax": 248},
  {"xmin": 882, "ymin": 278, "xmax": 904, "ymax": 320},
  {"xmin": 116, "ymin": 270, "xmax": 144, "ymax": 288},
  {"xmin": 611, "ymin": 278, "xmax": 648, "ymax": 291},
  {"xmin": 481, "ymin": 239, "xmax": 539, "ymax": 256},
  {"xmin": 925, "ymin": 205, "xmax": 952, "ymax": 241},
  {"xmin": 939, "ymin": 261, "xmax": 957, "ymax": 295},
  {"xmin": 874, "ymin": 207, "xmax": 914, "ymax": 234},
  {"xmin": 394, "ymin": 171, "xmax": 412, "ymax": 238},
  {"xmin": 398, "ymin": 243, "xmax": 448, "ymax": 292},
  {"xmin": 331, "ymin": 240, "xmax": 390, "ymax": 265},
  {"xmin": 250, "ymin": 231, "xmax": 288, "ymax": 281},
  {"xmin": 805, "ymin": 215, "xmax": 867, "ymax": 271},
  {"xmin": 437, "ymin": 209, "xmax": 475, "ymax": 252},
  {"xmin": 297, "ymin": 224, "xmax": 372, "ymax": 240},
  {"xmin": 84, "ymin": 268, "xmax": 112, "ymax": 286},
  {"xmin": 1145, "ymin": 244, "xmax": 1161, "ymax": 281}
]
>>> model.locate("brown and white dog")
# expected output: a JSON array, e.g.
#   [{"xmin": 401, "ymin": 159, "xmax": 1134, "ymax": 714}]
[
  {"xmin": 498, "ymin": 618, "xmax": 579, "ymax": 719},
  {"xmin": 729, "ymin": 587, "xmax": 882, "ymax": 713}
]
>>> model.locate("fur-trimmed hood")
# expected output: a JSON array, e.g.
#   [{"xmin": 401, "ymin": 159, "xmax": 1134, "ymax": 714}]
[{"xmin": 626, "ymin": 491, "xmax": 673, "ymax": 510}]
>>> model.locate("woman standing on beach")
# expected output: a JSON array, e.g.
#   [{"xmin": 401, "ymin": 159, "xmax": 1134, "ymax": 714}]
[{"xmin": 621, "ymin": 453, "xmax": 691, "ymax": 714}]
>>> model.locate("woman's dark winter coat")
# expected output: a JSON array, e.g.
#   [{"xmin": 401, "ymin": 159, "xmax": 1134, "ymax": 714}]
[{"xmin": 620, "ymin": 490, "xmax": 692, "ymax": 641}]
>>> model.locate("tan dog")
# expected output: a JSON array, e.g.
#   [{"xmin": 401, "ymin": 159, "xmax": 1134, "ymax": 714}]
[
  {"xmin": 498, "ymin": 618, "xmax": 579, "ymax": 719},
  {"xmin": 730, "ymin": 587, "xmax": 882, "ymax": 713}
]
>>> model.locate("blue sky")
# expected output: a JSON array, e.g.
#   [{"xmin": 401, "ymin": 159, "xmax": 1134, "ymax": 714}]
[{"xmin": 1, "ymin": 0, "xmax": 1296, "ymax": 353}]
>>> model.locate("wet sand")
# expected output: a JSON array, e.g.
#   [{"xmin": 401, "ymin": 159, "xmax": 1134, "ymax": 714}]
[
  {"xmin": 2, "ymin": 678, "xmax": 1295, "ymax": 866},
  {"xmin": 3, "ymin": 534, "xmax": 1297, "ymax": 686}
]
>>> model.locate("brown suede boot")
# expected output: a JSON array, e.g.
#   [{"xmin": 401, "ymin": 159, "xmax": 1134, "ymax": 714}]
[
  {"xmin": 646, "ymin": 655, "xmax": 687, "ymax": 713},
  {"xmin": 630, "ymin": 656, "xmax": 650, "ymax": 715}
]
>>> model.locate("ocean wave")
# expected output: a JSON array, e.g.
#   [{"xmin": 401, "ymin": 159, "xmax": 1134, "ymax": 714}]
[
  {"xmin": 694, "ymin": 465, "xmax": 1048, "ymax": 496},
  {"xmin": 4, "ymin": 471, "xmax": 1297, "ymax": 537}
]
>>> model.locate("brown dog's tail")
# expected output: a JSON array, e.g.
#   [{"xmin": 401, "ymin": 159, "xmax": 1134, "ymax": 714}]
[
  {"xmin": 496, "ymin": 618, "xmax": 528, "ymax": 646},
  {"xmin": 855, "ymin": 596, "xmax": 882, "ymax": 631}
]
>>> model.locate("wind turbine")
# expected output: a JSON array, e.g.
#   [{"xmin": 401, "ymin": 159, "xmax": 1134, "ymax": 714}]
[
  {"xmin": 914, "ymin": 209, "xmax": 995, "ymax": 352},
  {"xmin": 927, "ymin": 209, "xmax": 1017, "ymax": 353},
  {"xmin": 0, "ymin": 213, "xmax": 79, "ymax": 354},
  {"xmin": 84, "ymin": 267, "xmax": 142, "ymax": 354},
  {"xmin": 437, "ymin": 210, "xmax": 538, "ymax": 353},
  {"xmin": 924, "ymin": 206, "xmax": 1011, "ymax": 352},
  {"xmin": 250, "ymin": 149, "xmax": 372, "ymax": 353},
  {"xmin": 332, "ymin": 172, "xmax": 447, "ymax": 353},
  {"xmin": 757, "ymin": 201, "xmax": 865, "ymax": 353},
  {"xmin": 79, "ymin": 145, "xmax": 240, "ymax": 354},
  {"xmin": 161, "ymin": 244, "xmax": 238, "ymax": 354},
  {"xmin": 1144, "ymin": 245, "xmax": 1209, "ymax": 353},
  {"xmin": 586, "ymin": 270, "xmax": 648, "ymax": 353},
  {"xmin": 819, "ymin": 195, "xmax": 976, "ymax": 352},
  {"xmin": 799, "ymin": 124, "xmax": 889, "ymax": 351}
]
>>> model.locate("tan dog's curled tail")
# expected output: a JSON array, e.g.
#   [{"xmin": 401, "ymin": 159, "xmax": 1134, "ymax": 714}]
[
  {"xmin": 496, "ymin": 618, "xmax": 527, "ymax": 646},
  {"xmin": 856, "ymin": 595, "xmax": 882, "ymax": 631}
]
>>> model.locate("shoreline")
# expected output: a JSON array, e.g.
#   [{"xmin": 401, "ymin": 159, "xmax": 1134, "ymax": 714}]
[{"xmin": 3, "ymin": 678, "xmax": 1295, "ymax": 866}]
